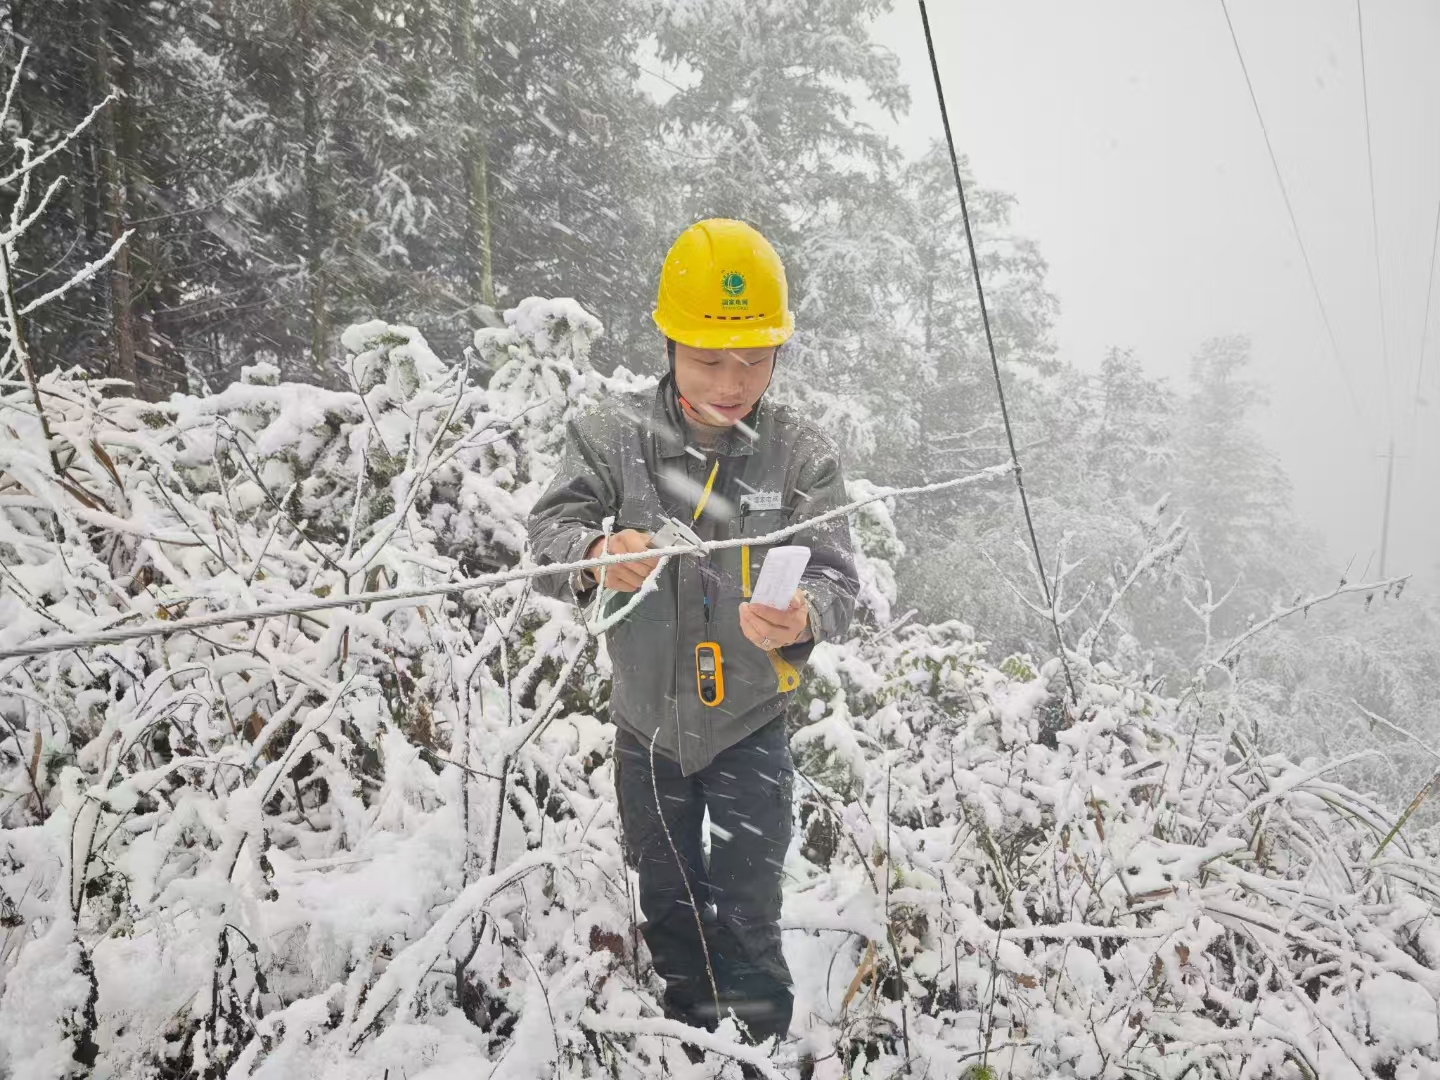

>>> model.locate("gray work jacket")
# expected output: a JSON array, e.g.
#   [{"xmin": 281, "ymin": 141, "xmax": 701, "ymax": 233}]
[{"xmin": 527, "ymin": 375, "xmax": 859, "ymax": 775}]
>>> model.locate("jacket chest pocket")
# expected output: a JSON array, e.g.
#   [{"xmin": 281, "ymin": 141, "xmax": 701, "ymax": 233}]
[
  {"xmin": 739, "ymin": 506, "xmax": 793, "ymax": 545},
  {"xmin": 711, "ymin": 506, "xmax": 793, "ymax": 601}
]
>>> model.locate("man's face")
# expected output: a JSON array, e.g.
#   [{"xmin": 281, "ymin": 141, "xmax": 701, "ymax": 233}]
[{"xmin": 672, "ymin": 342, "xmax": 777, "ymax": 427}]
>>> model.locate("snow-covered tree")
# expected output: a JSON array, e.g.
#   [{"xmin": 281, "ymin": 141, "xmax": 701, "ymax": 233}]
[
  {"xmin": 1175, "ymin": 336, "xmax": 1324, "ymax": 636},
  {"xmin": 3, "ymin": 0, "xmax": 237, "ymax": 397}
]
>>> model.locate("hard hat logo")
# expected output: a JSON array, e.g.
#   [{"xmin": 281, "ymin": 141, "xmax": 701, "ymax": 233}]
[{"xmin": 721, "ymin": 271, "xmax": 747, "ymax": 297}]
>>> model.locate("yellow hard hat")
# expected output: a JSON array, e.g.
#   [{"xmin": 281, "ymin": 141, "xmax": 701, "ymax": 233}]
[{"xmin": 652, "ymin": 219, "xmax": 795, "ymax": 349}]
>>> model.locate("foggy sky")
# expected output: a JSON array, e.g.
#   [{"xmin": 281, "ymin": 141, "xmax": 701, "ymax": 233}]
[{"xmin": 867, "ymin": 0, "xmax": 1439, "ymax": 593}]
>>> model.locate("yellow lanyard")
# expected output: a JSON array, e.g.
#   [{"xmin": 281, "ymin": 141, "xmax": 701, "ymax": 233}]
[
  {"xmin": 692, "ymin": 459, "xmax": 719, "ymax": 522},
  {"xmin": 697, "ymin": 458, "xmax": 753, "ymax": 599},
  {"xmin": 694, "ymin": 459, "xmax": 721, "ymax": 633}
]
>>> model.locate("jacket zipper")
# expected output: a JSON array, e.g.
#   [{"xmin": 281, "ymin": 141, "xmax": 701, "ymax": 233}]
[{"xmin": 673, "ymin": 548, "xmax": 682, "ymax": 764}]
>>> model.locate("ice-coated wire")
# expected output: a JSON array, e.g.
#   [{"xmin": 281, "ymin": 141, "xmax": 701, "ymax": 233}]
[
  {"xmin": 0, "ymin": 464, "xmax": 1013, "ymax": 659},
  {"xmin": 917, "ymin": 0, "xmax": 1079, "ymax": 705}
]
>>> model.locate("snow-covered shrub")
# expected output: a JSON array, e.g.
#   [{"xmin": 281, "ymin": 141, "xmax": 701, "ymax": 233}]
[
  {"xmin": 787, "ymin": 621, "xmax": 1440, "ymax": 1079},
  {"xmin": 0, "ymin": 291, "xmax": 1433, "ymax": 1079},
  {"xmin": 0, "ymin": 297, "xmax": 658, "ymax": 1079}
]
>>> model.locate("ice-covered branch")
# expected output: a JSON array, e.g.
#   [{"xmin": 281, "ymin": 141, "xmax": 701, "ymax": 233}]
[
  {"xmin": 18, "ymin": 229, "xmax": 133, "ymax": 317},
  {"xmin": 0, "ymin": 173, "xmax": 67, "ymax": 248},
  {"xmin": 0, "ymin": 47, "xmax": 27, "ymax": 135},
  {"xmin": 1207, "ymin": 572, "xmax": 1409, "ymax": 673},
  {"xmin": 0, "ymin": 93, "xmax": 117, "ymax": 188}
]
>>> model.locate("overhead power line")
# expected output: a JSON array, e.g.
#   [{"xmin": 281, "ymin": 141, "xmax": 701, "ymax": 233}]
[
  {"xmin": 1407, "ymin": 194, "xmax": 1440, "ymax": 457},
  {"xmin": 917, "ymin": 0, "xmax": 1079, "ymax": 707},
  {"xmin": 1217, "ymin": 0, "xmax": 1371, "ymax": 434},
  {"xmin": 1355, "ymin": 0, "xmax": 1394, "ymax": 427}
]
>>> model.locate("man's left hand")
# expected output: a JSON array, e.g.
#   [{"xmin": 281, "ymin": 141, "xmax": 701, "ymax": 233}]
[{"xmin": 739, "ymin": 591, "xmax": 809, "ymax": 651}]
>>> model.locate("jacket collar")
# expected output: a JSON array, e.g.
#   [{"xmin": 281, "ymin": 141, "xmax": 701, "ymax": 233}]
[{"xmin": 652, "ymin": 373, "xmax": 761, "ymax": 459}]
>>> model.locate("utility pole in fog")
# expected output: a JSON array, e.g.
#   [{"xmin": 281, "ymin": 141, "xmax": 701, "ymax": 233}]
[{"xmin": 1378, "ymin": 436, "xmax": 1400, "ymax": 577}]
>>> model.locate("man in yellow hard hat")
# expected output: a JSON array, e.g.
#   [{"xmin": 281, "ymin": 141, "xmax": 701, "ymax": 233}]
[{"xmin": 529, "ymin": 219, "xmax": 858, "ymax": 1052}]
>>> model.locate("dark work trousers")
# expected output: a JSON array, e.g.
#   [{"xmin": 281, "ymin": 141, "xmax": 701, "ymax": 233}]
[{"xmin": 614, "ymin": 717, "xmax": 796, "ymax": 1044}]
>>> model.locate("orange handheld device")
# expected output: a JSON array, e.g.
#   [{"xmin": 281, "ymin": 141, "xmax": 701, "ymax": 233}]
[{"xmin": 695, "ymin": 642, "xmax": 725, "ymax": 706}]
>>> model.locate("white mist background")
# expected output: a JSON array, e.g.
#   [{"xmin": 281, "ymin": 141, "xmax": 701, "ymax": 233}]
[{"xmin": 867, "ymin": 0, "xmax": 1440, "ymax": 591}]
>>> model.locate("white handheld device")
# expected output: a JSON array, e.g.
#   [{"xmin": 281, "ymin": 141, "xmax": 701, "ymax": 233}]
[{"xmin": 749, "ymin": 545, "xmax": 811, "ymax": 610}]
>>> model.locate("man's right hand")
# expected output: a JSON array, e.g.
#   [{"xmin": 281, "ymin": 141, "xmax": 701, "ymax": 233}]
[{"xmin": 584, "ymin": 530, "xmax": 661, "ymax": 592}]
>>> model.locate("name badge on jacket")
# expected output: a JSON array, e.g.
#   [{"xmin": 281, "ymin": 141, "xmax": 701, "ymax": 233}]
[{"xmin": 740, "ymin": 491, "xmax": 783, "ymax": 513}]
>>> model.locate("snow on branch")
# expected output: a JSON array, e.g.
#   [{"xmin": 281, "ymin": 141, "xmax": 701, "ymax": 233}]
[
  {"xmin": 0, "ymin": 46, "xmax": 26, "ymax": 135},
  {"xmin": 17, "ymin": 229, "xmax": 133, "ymax": 317},
  {"xmin": 1207, "ymin": 570, "xmax": 1409, "ymax": 672},
  {"xmin": 0, "ymin": 91, "xmax": 118, "ymax": 188}
]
